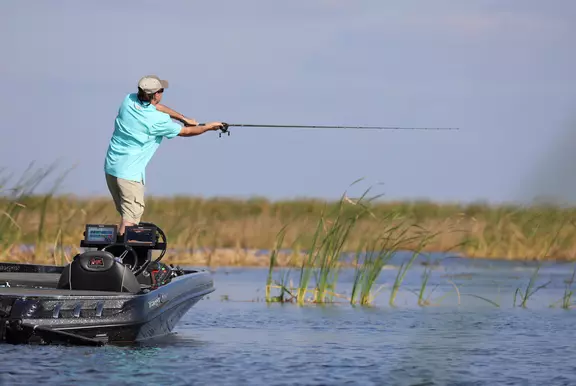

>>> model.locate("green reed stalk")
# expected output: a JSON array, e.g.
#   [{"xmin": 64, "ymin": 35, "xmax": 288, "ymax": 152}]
[
  {"xmin": 389, "ymin": 229, "xmax": 438, "ymax": 306},
  {"xmin": 350, "ymin": 222, "xmax": 413, "ymax": 305},
  {"xmin": 561, "ymin": 264, "xmax": 576, "ymax": 309},
  {"xmin": 513, "ymin": 264, "xmax": 551, "ymax": 308},
  {"xmin": 514, "ymin": 216, "xmax": 567, "ymax": 307},
  {"xmin": 312, "ymin": 185, "xmax": 386, "ymax": 304},
  {"xmin": 417, "ymin": 266, "xmax": 433, "ymax": 306},
  {"xmin": 313, "ymin": 198, "xmax": 356, "ymax": 303},
  {"xmin": 296, "ymin": 215, "xmax": 323, "ymax": 304},
  {"xmin": 463, "ymin": 294, "xmax": 500, "ymax": 307},
  {"xmin": 350, "ymin": 240, "xmax": 393, "ymax": 306},
  {"xmin": 550, "ymin": 263, "xmax": 576, "ymax": 309},
  {"xmin": 266, "ymin": 226, "xmax": 287, "ymax": 302},
  {"xmin": 350, "ymin": 241, "xmax": 367, "ymax": 305}
]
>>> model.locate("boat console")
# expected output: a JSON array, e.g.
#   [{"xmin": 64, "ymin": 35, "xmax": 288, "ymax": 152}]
[{"xmin": 57, "ymin": 222, "xmax": 171, "ymax": 293}]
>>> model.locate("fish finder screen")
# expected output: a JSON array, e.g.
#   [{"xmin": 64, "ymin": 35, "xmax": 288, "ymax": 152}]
[
  {"xmin": 85, "ymin": 225, "xmax": 117, "ymax": 244},
  {"xmin": 124, "ymin": 226, "xmax": 156, "ymax": 246}
]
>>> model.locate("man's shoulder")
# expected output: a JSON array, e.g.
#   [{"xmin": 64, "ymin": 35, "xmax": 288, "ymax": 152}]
[
  {"xmin": 119, "ymin": 93, "xmax": 157, "ymax": 115},
  {"xmin": 153, "ymin": 109, "xmax": 171, "ymax": 121},
  {"xmin": 120, "ymin": 93, "xmax": 138, "ymax": 107}
]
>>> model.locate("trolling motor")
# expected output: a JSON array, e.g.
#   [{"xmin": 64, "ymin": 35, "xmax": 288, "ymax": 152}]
[{"xmin": 197, "ymin": 122, "xmax": 459, "ymax": 138}]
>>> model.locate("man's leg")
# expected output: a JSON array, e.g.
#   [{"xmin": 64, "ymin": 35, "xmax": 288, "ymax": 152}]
[
  {"xmin": 105, "ymin": 174, "xmax": 145, "ymax": 235},
  {"xmin": 105, "ymin": 173, "xmax": 123, "ymax": 217}
]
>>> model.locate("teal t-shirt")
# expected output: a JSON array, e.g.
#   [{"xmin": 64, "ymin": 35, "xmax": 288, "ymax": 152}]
[{"xmin": 104, "ymin": 93, "xmax": 182, "ymax": 184}]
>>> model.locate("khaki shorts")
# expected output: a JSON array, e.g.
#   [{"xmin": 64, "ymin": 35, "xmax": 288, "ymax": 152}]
[{"xmin": 105, "ymin": 173, "xmax": 145, "ymax": 224}]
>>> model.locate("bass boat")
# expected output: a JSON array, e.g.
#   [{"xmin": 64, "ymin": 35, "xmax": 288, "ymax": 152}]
[{"xmin": 0, "ymin": 222, "xmax": 214, "ymax": 346}]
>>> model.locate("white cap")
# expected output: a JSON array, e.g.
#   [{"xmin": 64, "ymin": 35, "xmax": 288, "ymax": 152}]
[{"xmin": 138, "ymin": 75, "xmax": 169, "ymax": 94}]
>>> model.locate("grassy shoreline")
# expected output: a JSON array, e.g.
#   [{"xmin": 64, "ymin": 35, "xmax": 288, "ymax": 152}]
[
  {"xmin": 3, "ymin": 168, "xmax": 574, "ymax": 309},
  {"xmin": 1, "ymin": 165, "xmax": 576, "ymax": 266},
  {"xmin": 1, "ymin": 193, "xmax": 576, "ymax": 266}
]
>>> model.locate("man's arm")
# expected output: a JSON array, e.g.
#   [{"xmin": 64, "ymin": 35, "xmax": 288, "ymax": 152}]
[
  {"xmin": 178, "ymin": 122, "xmax": 223, "ymax": 137},
  {"xmin": 156, "ymin": 104, "xmax": 197, "ymax": 126}
]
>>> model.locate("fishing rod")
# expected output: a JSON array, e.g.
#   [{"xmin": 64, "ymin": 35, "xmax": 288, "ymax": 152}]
[{"xmin": 196, "ymin": 122, "xmax": 459, "ymax": 137}]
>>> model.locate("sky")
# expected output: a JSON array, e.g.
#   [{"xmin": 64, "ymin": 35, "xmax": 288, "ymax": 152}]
[{"xmin": 1, "ymin": 0, "xmax": 575, "ymax": 204}]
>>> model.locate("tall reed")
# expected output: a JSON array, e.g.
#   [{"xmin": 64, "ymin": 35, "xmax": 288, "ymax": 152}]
[
  {"xmin": 513, "ymin": 217, "xmax": 568, "ymax": 307},
  {"xmin": 0, "ymin": 163, "xmax": 61, "ymax": 260},
  {"xmin": 263, "ymin": 182, "xmax": 453, "ymax": 307},
  {"xmin": 389, "ymin": 229, "xmax": 439, "ymax": 306},
  {"xmin": 561, "ymin": 264, "xmax": 576, "ymax": 309},
  {"xmin": 349, "ymin": 220, "xmax": 413, "ymax": 305},
  {"xmin": 265, "ymin": 225, "xmax": 288, "ymax": 303}
]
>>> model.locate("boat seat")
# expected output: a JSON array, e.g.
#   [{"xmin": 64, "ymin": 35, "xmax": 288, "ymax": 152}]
[{"xmin": 57, "ymin": 250, "xmax": 141, "ymax": 293}]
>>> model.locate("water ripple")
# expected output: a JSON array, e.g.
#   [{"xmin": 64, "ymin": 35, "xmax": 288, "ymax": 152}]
[{"xmin": 3, "ymin": 267, "xmax": 576, "ymax": 385}]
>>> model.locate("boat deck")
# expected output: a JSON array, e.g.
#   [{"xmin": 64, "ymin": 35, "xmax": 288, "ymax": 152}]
[
  {"xmin": 0, "ymin": 286, "xmax": 132, "ymax": 297},
  {"xmin": 0, "ymin": 272, "xmax": 137, "ymax": 297},
  {"xmin": 0, "ymin": 272, "xmax": 60, "ymax": 288}
]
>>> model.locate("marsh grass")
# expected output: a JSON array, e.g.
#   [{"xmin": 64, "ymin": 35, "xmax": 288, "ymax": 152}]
[
  {"xmin": 5, "ymin": 167, "xmax": 576, "ymax": 265},
  {"xmin": 5, "ymin": 165, "xmax": 576, "ymax": 309},
  {"xmin": 0, "ymin": 163, "xmax": 60, "ymax": 261},
  {"xmin": 415, "ymin": 266, "xmax": 434, "ymax": 306},
  {"xmin": 4, "ymin": 202, "xmax": 576, "ymax": 265},
  {"xmin": 389, "ymin": 241, "xmax": 426, "ymax": 306},
  {"xmin": 513, "ymin": 218, "xmax": 568, "ymax": 308},
  {"xmin": 561, "ymin": 264, "xmax": 576, "ymax": 309},
  {"xmin": 349, "ymin": 237, "xmax": 396, "ymax": 306},
  {"xmin": 263, "ymin": 183, "xmax": 446, "ymax": 306},
  {"xmin": 265, "ymin": 225, "xmax": 292, "ymax": 303},
  {"xmin": 513, "ymin": 264, "xmax": 552, "ymax": 308},
  {"xmin": 548, "ymin": 263, "xmax": 576, "ymax": 309}
]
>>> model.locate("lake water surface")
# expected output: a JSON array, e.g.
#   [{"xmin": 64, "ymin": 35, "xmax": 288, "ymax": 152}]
[{"xmin": 2, "ymin": 254, "xmax": 576, "ymax": 385}]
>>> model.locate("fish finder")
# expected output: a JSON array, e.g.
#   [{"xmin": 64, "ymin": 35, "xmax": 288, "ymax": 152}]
[
  {"xmin": 83, "ymin": 224, "xmax": 118, "ymax": 246},
  {"xmin": 124, "ymin": 224, "xmax": 157, "ymax": 247},
  {"xmin": 77, "ymin": 221, "xmax": 167, "ymax": 277}
]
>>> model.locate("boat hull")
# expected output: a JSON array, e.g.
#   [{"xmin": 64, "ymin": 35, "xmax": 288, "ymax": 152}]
[{"xmin": 0, "ymin": 263, "xmax": 215, "ymax": 346}]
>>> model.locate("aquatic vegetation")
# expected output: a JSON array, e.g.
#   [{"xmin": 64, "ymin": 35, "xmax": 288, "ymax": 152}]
[
  {"xmin": 389, "ymin": 235, "xmax": 433, "ymax": 306},
  {"xmin": 549, "ymin": 263, "xmax": 576, "ymax": 310},
  {"xmin": 5, "ymin": 164, "xmax": 576, "ymax": 310},
  {"xmin": 415, "ymin": 265, "xmax": 434, "ymax": 306},
  {"xmin": 349, "ymin": 236, "xmax": 397, "ymax": 306},
  {"xmin": 2, "ymin": 162, "xmax": 576, "ymax": 264},
  {"xmin": 266, "ymin": 183, "xmax": 385, "ymax": 304},
  {"xmin": 561, "ymin": 264, "xmax": 576, "ymax": 309},
  {"xmin": 264, "ymin": 184, "xmax": 444, "ymax": 306},
  {"xmin": 265, "ymin": 225, "xmax": 292, "ymax": 303},
  {"xmin": 513, "ymin": 264, "xmax": 551, "ymax": 308},
  {"xmin": 514, "ymin": 220, "xmax": 567, "ymax": 308}
]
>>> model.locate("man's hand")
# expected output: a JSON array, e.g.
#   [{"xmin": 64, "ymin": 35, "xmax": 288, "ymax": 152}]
[{"xmin": 205, "ymin": 122, "xmax": 224, "ymax": 130}]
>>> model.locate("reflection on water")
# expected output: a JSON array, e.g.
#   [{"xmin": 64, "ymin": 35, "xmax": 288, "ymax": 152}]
[{"xmin": 2, "ymin": 257, "xmax": 576, "ymax": 385}]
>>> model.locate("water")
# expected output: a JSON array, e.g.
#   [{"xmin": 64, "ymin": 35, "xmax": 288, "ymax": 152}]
[{"xmin": 2, "ymin": 255, "xmax": 576, "ymax": 385}]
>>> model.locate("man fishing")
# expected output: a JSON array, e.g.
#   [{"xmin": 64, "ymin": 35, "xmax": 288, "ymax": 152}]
[{"xmin": 104, "ymin": 75, "xmax": 223, "ymax": 235}]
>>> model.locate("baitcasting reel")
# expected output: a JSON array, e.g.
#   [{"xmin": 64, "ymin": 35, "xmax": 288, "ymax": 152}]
[{"xmin": 217, "ymin": 122, "xmax": 230, "ymax": 138}]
